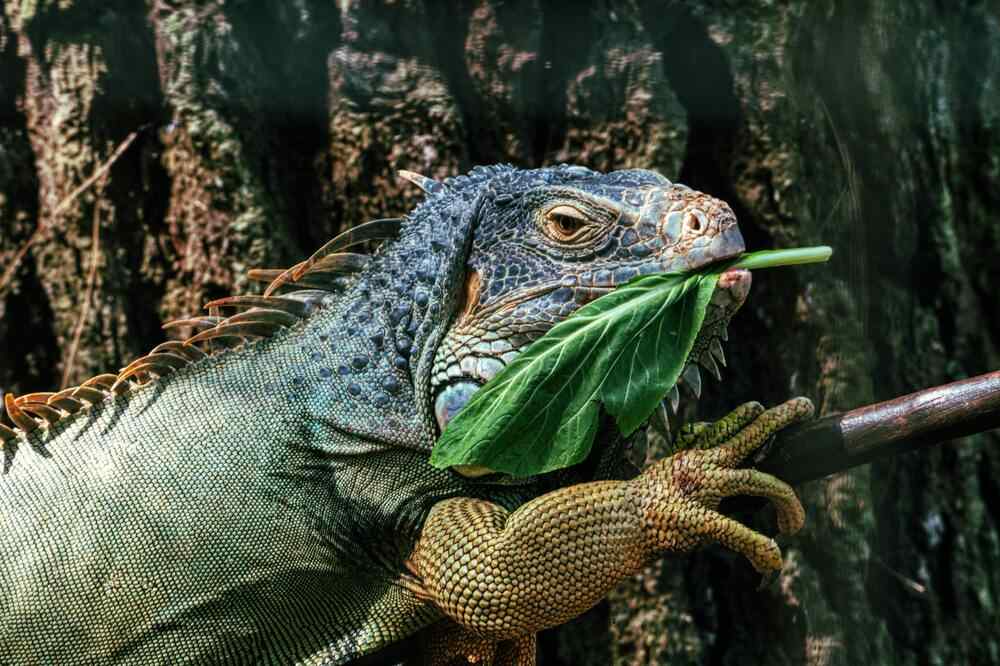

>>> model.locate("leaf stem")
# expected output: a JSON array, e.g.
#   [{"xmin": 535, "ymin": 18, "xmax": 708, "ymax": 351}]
[{"xmin": 728, "ymin": 246, "xmax": 833, "ymax": 271}]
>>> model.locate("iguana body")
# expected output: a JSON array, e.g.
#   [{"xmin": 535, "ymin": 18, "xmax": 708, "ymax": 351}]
[{"xmin": 0, "ymin": 165, "xmax": 810, "ymax": 664}]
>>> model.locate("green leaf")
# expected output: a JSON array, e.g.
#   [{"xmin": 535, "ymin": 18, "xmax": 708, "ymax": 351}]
[
  {"xmin": 430, "ymin": 272, "xmax": 719, "ymax": 477},
  {"xmin": 430, "ymin": 245, "xmax": 832, "ymax": 478}
]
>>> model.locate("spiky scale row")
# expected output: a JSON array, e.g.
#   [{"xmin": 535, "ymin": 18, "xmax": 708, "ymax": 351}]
[
  {"xmin": 647, "ymin": 328, "xmax": 733, "ymax": 445},
  {"xmin": 265, "ymin": 218, "xmax": 403, "ymax": 296},
  {"xmin": 162, "ymin": 316, "xmax": 225, "ymax": 332},
  {"xmin": 16, "ymin": 392, "xmax": 56, "ymax": 403},
  {"xmin": 0, "ymin": 422, "xmax": 15, "ymax": 444},
  {"xmin": 4, "ymin": 393, "xmax": 37, "ymax": 432},
  {"xmin": 700, "ymin": 354, "xmax": 722, "ymax": 381},
  {"xmin": 398, "ymin": 170, "xmax": 445, "ymax": 195},
  {"xmin": 48, "ymin": 389, "xmax": 84, "ymax": 413},
  {"xmin": 710, "ymin": 338, "xmax": 726, "ymax": 366},
  {"xmin": 246, "ymin": 269, "xmax": 286, "ymax": 284},
  {"xmin": 71, "ymin": 386, "xmax": 105, "ymax": 403},
  {"xmin": 668, "ymin": 385, "xmax": 681, "ymax": 413},
  {"xmin": 112, "ymin": 352, "xmax": 192, "ymax": 392},
  {"xmin": 17, "ymin": 401, "xmax": 62, "ymax": 425},
  {"xmin": 225, "ymin": 309, "xmax": 299, "ymax": 328},
  {"xmin": 151, "ymin": 341, "xmax": 207, "ymax": 362},
  {"xmin": 121, "ymin": 353, "xmax": 189, "ymax": 375},
  {"xmin": 682, "ymin": 364, "xmax": 703, "ymax": 398},
  {"xmin": 312, "ymin": 252, "xmax": 370, "ymax": 274},
  {"xmin": 204, "ymin": 295, "xmax": 311, "ymax": 318},
  {"xmin": 184, "ymin": 321, "xmax": 276, "ymax": 345},
  {"xmin": 85, "ymin": 374, "xmax": 117, "ymax": 390},
  {"xmin": 0, "ymin": 209, "xmax": 393, "ymax": 443}
]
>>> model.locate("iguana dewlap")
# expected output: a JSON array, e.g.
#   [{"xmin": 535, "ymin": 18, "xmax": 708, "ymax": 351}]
[{"xmin": 0, "ymin": 165, "xmax": 810, "ymax": 665}]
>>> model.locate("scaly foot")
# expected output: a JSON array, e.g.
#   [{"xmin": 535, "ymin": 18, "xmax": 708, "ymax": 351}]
[{"xmin": 631, "ymin": 397, "xmax": 814, "ymax": 574}]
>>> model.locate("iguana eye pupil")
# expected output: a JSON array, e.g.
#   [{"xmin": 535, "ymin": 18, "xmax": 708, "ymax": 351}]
[
  {"xmin": 544, "ymin": 205, "xmax": 590, "ymax": 241},
  {"xmin": 554, "ymin": 214, "xmax": 583, "ymax": 234}
]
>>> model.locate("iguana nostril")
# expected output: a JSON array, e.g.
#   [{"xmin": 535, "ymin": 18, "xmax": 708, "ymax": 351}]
[{"xmin": 686, "ymin": 212, "xmax": 701, "ymax": 231}]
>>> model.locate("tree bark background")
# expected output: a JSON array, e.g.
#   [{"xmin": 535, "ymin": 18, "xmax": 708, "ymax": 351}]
[{"xmin": 1, "ymin": 1, "xmax": 998, "ymax": 664}]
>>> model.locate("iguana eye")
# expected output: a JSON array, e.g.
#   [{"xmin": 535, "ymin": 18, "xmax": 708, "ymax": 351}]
[{"xmin": 543, "ymin": 205, "xmax": 590, "ymax": 242}]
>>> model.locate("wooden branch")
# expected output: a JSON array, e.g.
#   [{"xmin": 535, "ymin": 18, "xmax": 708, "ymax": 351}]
[{"xmin": 755, "ymin": 370, "xmax": 1000, "ymax": 484}]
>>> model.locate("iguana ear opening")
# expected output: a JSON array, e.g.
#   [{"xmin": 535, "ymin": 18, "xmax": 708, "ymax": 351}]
[{"xmin": 456, "ymin": 269, "xmax": 481, "ymax": 326}]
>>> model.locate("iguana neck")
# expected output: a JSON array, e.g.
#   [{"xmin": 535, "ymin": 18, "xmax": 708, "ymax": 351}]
[{"xmin": 296, "ymin": 180, "xmax": 485, "ymax": 451}]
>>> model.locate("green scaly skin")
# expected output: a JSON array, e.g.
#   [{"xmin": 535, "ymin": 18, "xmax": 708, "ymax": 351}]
[{"xmin": 0, "ymin": 165, "xmax": 809, "ymax": 664}]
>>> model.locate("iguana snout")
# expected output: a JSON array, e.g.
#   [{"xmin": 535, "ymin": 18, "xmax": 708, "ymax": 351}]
[
  {"xmin": 431, "ymin": 165, "xmax": 747, "ymax": 434},
  {"xmin": 643, "ymin": 185, "xmax": 744, "ymax": 273}
]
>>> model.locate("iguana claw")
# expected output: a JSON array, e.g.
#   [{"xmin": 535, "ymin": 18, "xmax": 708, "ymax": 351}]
[{"xmin": 758, "ymin": 567, "xmax": 779, "ymax": 591}]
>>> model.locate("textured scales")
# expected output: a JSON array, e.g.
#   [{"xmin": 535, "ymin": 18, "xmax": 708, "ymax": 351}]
[{"xmin": 0, "ymin": 164, "xmax": 810, "ymax": 665}]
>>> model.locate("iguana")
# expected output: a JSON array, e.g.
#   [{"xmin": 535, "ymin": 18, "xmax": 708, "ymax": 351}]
[{"xmin": 0, "ymin": 164, "xmax": 813, "ymax": 665}]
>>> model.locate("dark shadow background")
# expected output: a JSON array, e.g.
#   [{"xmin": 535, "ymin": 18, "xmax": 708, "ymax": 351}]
[{"xmin": 1, "ymin": 1, "xmax": 998, "ymax": 664}]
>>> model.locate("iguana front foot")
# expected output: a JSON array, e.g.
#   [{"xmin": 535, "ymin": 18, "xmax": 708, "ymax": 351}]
[
  {"xmin": 408, "ymin": 398, "xmax": 814, "ymax": 664},
  {"xmin": 635, "ymin": 397, "xmax": 813, "ymax": 573}
]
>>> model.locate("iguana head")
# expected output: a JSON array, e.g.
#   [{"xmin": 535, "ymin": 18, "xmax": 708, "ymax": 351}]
[{"xmin": 431, "ymin": 165, "xmax": 750, "ymax": 439}]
